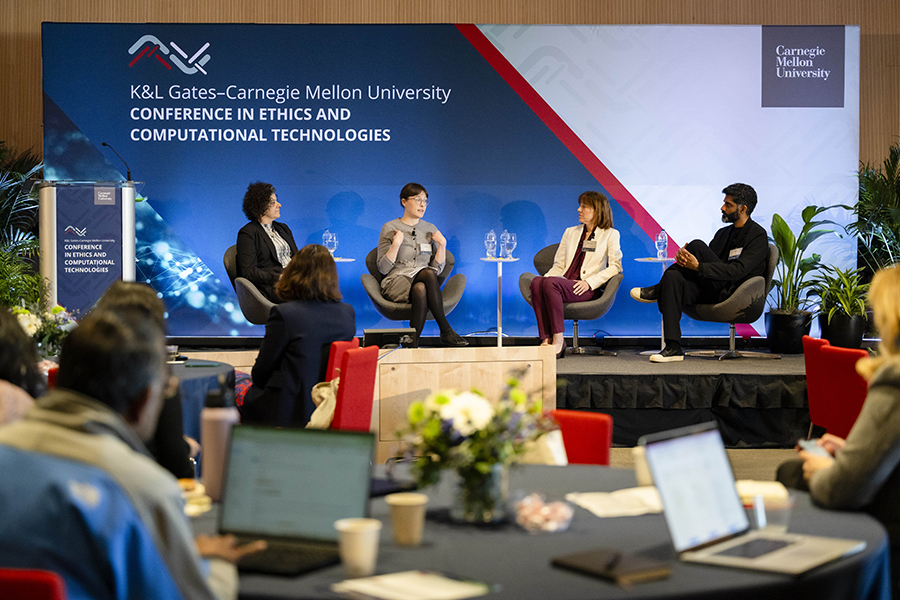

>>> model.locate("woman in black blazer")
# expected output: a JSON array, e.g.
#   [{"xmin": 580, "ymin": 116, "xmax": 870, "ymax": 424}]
[
  {"xmin": 236, "ymin": 181, "xmax": 299, "ymax": 303},
  {"xmin": 241, "ymin": 244, "xmax": 356, "ymax": 426}
]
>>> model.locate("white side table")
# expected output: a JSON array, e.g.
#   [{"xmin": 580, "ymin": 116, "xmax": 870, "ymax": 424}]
[
  {"xmin": 333, "ymin": 257, "xmax": 355, "ymax": 263},
  {"xmin": 480, "ymin": 257, "xmax": 519, "ymax": 347},
  {"xmin": 634, "ymin": 257, "xmax": 675, "ymax": 354}
]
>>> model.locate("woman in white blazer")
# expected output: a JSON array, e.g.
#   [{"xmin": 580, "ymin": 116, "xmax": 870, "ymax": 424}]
[{"xmin": 530, "ymin": 191, "xmax": 623, "ymax": 357}]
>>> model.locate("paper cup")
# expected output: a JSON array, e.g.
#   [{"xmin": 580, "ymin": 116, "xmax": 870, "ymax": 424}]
[
  {"xmin": 334, "ymin": 518, "xmax": 382, "ymax": 578},
  {"xmin": 385, "ymin": 492, "xmax": 428, "ymax": 546},
  {"xmin": 632, "ymin": 446, "xmax": 653, "ymax": 486}
]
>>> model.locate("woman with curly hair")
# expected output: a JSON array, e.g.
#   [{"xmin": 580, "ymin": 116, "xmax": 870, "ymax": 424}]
[
  {"xmin": 236, "ymin": 181, "xmax": 299, "ymax": 303},
  {"xmin": 241, "ymin": 244, "xmax": 355, "ymax": 426}
]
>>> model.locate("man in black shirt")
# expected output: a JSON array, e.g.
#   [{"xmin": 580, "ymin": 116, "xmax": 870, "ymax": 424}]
[{"xmin": 631, "ymin": 183, "xmax": 769, "ymax": 362}]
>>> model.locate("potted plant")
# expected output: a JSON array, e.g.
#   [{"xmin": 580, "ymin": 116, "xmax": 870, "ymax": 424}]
[
  {"xmin": 807, "ymin": 265, "xmax": 869, "ymax": 349},
  {"xmin": 0, "ymin": 141, "xmax": 44, "ymax": 309},
  {"xmin": 767, "ymin": 205, "xmax": 832, "ymax": 353}
]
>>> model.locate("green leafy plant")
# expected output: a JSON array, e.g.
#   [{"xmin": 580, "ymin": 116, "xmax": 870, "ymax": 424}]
[
  {"xmin": 807, "ymin": 265, "xmax": 870, "ymax": 324},
  {"xmin": 769, "ymin": 206, "xmax": 833, "ymax": 315},
  {"xmin": 845, "ymin": 141, "xmax": 900, "ymax": 277}
]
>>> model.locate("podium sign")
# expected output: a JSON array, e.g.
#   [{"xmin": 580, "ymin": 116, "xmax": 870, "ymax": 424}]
[{"xmin": 39, "ymin": 181, "xmax": 137, "ymax": 316}]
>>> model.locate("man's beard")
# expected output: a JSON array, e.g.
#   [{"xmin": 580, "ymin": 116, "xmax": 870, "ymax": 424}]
[{"xmin": 721, "ymin": 210, "xmax": 740, "ymax": 223}]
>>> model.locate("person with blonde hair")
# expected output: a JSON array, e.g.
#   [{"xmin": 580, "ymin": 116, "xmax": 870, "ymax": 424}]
[
  {"xmin": 529, "ymin": 191, "xmax": 622, "ymax": 358},
  {"xmin": 777, "ymin": 263, "xmax": 900, "ymax": 584}
]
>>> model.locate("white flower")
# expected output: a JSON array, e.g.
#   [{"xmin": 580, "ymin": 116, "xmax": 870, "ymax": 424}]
[
  {"xmin": 16, "ymin": 312, "xmax": 40, "ymax": 337},
  {"xmin": 439, "ymin": 392, "xmax": 494, "ymax": 437}
]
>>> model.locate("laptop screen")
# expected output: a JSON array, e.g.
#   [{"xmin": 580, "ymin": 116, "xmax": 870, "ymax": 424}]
[
  {"xmin": 641, "ymin": 422, "xmax": 749, "ymax": 552},
  {"xmin": 218, "ymin": 426, "xmax": 374, "ymax": 542}
]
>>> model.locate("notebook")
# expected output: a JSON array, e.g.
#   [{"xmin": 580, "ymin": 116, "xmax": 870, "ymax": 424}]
[
  {"xmin": 218, "ymin": 425, "xmax": 375, "ymax": 576},
  {"xmin": 639, "ymin": 421, "xmax": 865, "ymax": 575}
]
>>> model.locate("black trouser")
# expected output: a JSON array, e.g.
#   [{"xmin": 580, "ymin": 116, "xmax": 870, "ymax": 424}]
[{"xmin": 658, "ymin": 239, "xmax": 727, "ymax": 346}]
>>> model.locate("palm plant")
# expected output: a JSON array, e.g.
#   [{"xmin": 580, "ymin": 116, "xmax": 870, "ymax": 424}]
[
  {"xmin": 0, "ymin": 141, "xmax": 45, "ymax": 308},
  {"xmin": 769, "ymin": 205, "xmax": 833, "ymax": 315},
  {"xmin": 846, "ymin": 141, "xmax": 900, "ymax": 277}
]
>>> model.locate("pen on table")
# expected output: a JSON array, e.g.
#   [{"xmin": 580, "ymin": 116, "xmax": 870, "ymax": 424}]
[{"xmin": 184, "ymin": 364, "xmax": 217, "ymax": 368}]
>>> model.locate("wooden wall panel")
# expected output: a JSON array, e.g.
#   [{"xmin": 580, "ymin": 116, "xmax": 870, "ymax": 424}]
[{"xmin": 2, "ymin": 0, "xmax": 897, "ymax": 164}]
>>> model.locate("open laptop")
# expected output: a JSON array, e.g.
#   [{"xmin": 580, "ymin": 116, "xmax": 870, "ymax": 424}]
[
  {"xmin": 217, "ymin": 426, "xmax": 375, "ymax": 576},
  {"xmin": 639, "ymin": 421, "xmax": 865, "ymax": 575}
]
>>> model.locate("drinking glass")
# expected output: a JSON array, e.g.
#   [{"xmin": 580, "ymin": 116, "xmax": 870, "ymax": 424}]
[
  {"xmin": 506, "ymin": 233, "xmax": 517, "ymax": 258},
  {"xmin": 323, "ymin": 231, "xmax": 338, "ymax": 256},
  {"xmin": 484, "ymin": 231, "xmax": 497, "ymax": 258},
  {"xmin": 499, "ymin": 230, "xmax": 510, "ymax": 259}
]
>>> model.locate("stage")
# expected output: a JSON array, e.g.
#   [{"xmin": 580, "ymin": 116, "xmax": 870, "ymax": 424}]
[{"xmin": 556, "ymin": 348, "xmax": 809, "ymax": 448}]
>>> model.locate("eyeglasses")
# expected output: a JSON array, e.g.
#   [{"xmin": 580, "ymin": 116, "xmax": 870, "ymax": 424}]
[{"xmin": 408, "ymin": 198, "xmax": 428, "ymax": 207}]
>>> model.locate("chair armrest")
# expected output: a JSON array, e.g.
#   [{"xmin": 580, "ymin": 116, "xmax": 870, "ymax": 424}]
[
  {"xmin": 519, "ymin": 272, "xmax": 537, "ymax": 306},
  {"xmin": 687, "ymin": 276, "xmax": 766, "ymax": 323}
]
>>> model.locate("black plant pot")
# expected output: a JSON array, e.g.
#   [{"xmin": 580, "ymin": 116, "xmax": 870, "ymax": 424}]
[
  {"xmin": 818, "ymin": 313, "xmax": 866, "ymax": 349},
  {"xmin": 765, "ymin": 312, "xmax": 813, "ymax": 354}
]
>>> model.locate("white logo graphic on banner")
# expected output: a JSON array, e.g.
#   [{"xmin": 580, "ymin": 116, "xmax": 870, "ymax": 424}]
[
  {"xmin": 64, "ymin": 225, "xmax": 87, "ymax": 237},
  {"xmin": 128, "ymin": 35, "xmax": 211, "ymax": 75}
]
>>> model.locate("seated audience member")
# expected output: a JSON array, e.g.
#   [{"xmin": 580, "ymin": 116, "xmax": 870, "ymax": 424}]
[
  {"xmin": 94, "ymin": 280, "xmax": 196, "ymax": 478},
  {"xmin": 777, "ymin": 264, "xmax": 900, "ymax": 581},
  {"xmin": 0, "ymin": 308, "xmax": 45, "ymax": 425},
  {"xmin": 242, "ymin": 244, "xmax": 355, "ymax": 426},
  {"xmin": 236, "ymin": 181, "xmax": 299, "ymax": 303},
  {"xmin": 0, "ymin": 310, "xmax": 264, "ymax": 600}
]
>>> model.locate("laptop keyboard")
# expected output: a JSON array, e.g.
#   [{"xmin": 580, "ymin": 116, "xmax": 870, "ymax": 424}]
[
  {"xmin": 715, "ymin": 538, "xmax": 794, "ymax": 559},
  {"xmin": 236, "ymin": 539, "xmax": 340, "ymax": 576}
]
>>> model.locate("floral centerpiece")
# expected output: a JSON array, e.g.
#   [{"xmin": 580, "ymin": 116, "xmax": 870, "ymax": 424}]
[
  {"xmin": 12, "ymin": 305, "xmax": 78, "ymax": 358},
  {"xmin": 401, "ymin": 376, "xmax": 554, "ymax": 523}
]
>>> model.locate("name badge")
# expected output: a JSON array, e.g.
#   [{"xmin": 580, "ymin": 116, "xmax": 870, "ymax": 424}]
[
  {"xmin": 419, "ymin": 243, "xmax": 432, "ymax": 254},
  {"xmin": 583, "ymin": 240, "xmax": 597, "ymax": 252},
  {"xmin": 729, "ymin": 247, "xmax": 743, "ymax": 260}
]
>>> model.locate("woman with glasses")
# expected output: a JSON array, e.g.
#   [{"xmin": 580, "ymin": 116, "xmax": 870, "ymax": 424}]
[
  {"xmin": 236, "ymin": 181, "xmax": 299, "ymax": 303},
  {"xmin": 376, "ymin": 182, "xmax": 467, "ymax": 347}
]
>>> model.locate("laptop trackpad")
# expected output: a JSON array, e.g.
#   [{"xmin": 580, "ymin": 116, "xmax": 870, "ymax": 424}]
[{"xmin": 714, "ymin": 538, "xmax": 794, "ymax": 559}]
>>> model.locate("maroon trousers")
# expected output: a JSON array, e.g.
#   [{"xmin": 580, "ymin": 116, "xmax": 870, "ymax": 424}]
[{"xmin": 530, "ymin": 276, "xmax": 598, "ymax": 339}]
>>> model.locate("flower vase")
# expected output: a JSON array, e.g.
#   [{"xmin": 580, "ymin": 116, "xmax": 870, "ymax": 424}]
[{"xmin": 450, "ymin": 463, "xmax": 509, "ymax": 524}]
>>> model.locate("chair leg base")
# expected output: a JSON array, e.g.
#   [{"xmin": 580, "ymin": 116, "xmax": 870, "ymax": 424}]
[{"xmin": 566, "ymin": 346, "xmax": 617, "ymax": 357}]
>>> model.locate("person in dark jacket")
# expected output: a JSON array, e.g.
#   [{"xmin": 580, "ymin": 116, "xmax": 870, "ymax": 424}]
[
  {"xmin": 630, "ymin": 183, "xmax": 769, "ymax": 362},
  {"xmin": 242, "ymin": 244, "xmax": 355, "ymax": 426},
  {"xmin": 236, "ymin": 181, "xmax": 299, "ymax": 303}
]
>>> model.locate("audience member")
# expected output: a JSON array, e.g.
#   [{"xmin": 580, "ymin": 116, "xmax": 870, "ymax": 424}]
[
  {"xmin": 0, "ymin": 308, "xmax": 44, "ymax": 424},
  {"xmin": 777, "ymin": 263, "xmax": 900, "ymax": 583},
  {"xmin": 0, "ymin": 310, "xmax": 264, "ymax": 599},
  {"xmin": 242, "ymin": 244, "xmax": 355, "ymax": 426},
  {"xmin": 93, "ymin": 280, "xmax": 197, "ymax": 479}
]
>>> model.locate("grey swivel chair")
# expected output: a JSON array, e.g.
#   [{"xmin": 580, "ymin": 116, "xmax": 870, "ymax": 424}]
[
  {"xmin": 360, "ymin": 248, "xmax": 466, "ymax": 324},
  {"xmin": 683, "ymin": 242, "xmax": 780, "ymax": 360},
  {"xmin": 223, "ymin": 245, "xmax": 275, "ymax": 326},
  {"xmin": 518, "ymin": 243, "xmax": 623, "ymax": 356}
]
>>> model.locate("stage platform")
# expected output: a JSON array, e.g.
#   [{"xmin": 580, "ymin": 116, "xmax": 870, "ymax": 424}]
[{"xmin": 556, "ymin": 349, "xmax": 809, "ymax": 448}]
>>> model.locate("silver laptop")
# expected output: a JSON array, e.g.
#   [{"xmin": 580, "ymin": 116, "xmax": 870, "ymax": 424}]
[
  {"xmin": 218, "ymin": 426, "xmax": 375, "ymax": 576},
  {"xmin": 639, "ymin": 422, "xmax": 865, "ymax": 575}
]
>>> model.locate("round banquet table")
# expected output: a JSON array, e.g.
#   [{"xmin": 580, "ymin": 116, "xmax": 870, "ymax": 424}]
[{"xmin": 193, "ymin": 464, "xmax": 891, "ymax": 600}]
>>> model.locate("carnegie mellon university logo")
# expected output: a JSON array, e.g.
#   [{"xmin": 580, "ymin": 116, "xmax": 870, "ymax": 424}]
[
  {"xmin": 128, "ymin": 35, "xmax": 211, "ymax": 75},
  {"xmin": 65, "ymin": 226, "xmax": 87, "ymax": 237}
]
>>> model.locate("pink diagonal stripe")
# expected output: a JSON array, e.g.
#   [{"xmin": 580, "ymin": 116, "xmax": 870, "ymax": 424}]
[{"xmin": 454, "ymin": 24, "xmax": 672, "ymax": 251}]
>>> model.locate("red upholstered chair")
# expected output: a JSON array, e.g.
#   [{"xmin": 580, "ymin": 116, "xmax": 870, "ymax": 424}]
[
  {"xmin": 550, "ymin": 409, "xmax": 613, "ymax": 465},
  {"xmin": 331, "ymin": 345, "xmax": 379, "ymax": 432},
  {"xmin": 0, "ymin": 568, "xmax": 67, "ymax": 600},
  {"xmin": 326, "ymin": 338, "xmax": 360, "ymax": 382},
  {"xmin": 803, "ymin": 335, "xmax": 869, "ymax": 439}
]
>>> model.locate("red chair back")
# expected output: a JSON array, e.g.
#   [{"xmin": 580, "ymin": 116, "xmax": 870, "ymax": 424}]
[
  {"xmin": 0, "ymin": 568, "xmax": 66, "ymax": 600},
  {"xmin": 816, "ymin": 344, "xmax": 869, "ymax": 438},
  {"xmin": 46, "ymin": 366, "xmax": 59, "ymax": 389},
  {"xmin": 550, "ymin": 409, "xmax": 613, "ymax": 465},
  {"xmin": 326, "ymin": 338, "xmax": 360, "ymax": 381},
  {"xmin": 803, "ymin": 335, "xmax": 830, "ymax": 429},
  {"xmin": 331, "ymin": 345, "xmax": 379, "ymax": 432}
]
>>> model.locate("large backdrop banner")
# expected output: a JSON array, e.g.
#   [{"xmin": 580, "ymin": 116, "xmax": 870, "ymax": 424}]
[{"xmin": 42, "ymin": 23, "xmax": 860, "ymax": 338}]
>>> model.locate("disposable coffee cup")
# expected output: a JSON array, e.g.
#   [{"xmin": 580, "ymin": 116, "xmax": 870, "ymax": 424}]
[
  {"xmin": 385, "ymin": 492, "xmax": 428, "ymax": 546},
  {"xmin": 631, "ymin": 446, "xmax": 653, "ymax": 486},
  {"xmin": 334, "ymin": 518, "xmax": 382, "ymax": 578}
]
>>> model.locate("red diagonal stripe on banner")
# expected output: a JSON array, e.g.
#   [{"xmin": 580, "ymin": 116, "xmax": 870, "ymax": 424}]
[
  {"xmin": 155, "ymin": 54, "xmax": 172, "ymax": 69},
  {"xmin": 128, "ymin": 45, "xmax": 150, "ymax": 67},
  {"xmin": 454, "ymin": 24, "xmax": 669, "ymax": 249}
]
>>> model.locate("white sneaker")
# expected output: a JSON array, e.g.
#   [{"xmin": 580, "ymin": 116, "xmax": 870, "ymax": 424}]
[{"xmin": 649, "ymin": 346, "xmax": 684, "ymax": 363}]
